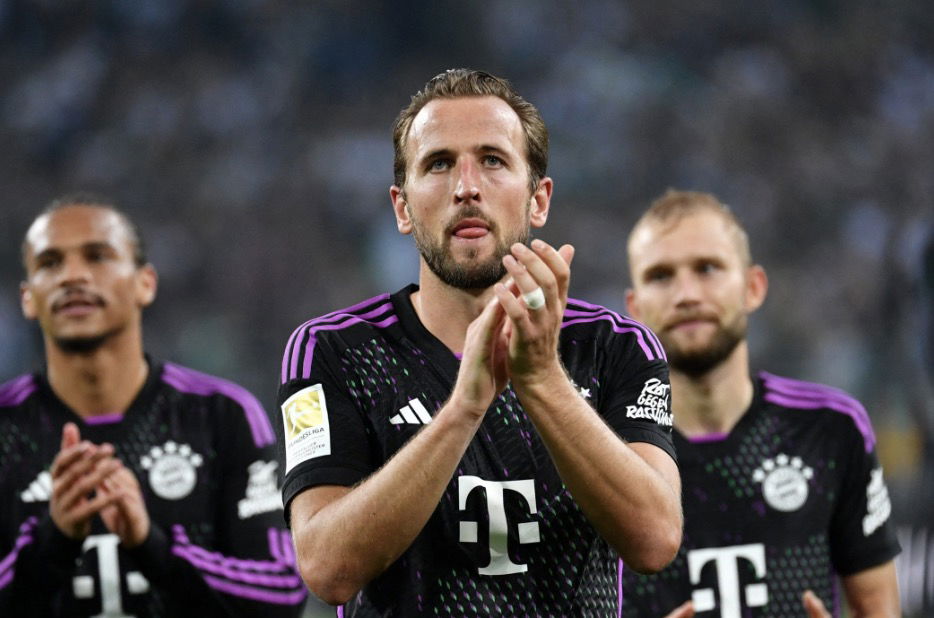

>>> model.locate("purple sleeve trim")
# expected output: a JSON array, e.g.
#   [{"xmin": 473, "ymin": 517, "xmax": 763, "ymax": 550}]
[
  {"xmin": 171, "ymin": 525, "xmax": 293, "ymax": 573},
  {"xmin": 0, "ymin": 517, "xmax": 38, "ymax": 589},
  {"xmin": 171, "ymin": 546, "xmax": 302, "ymax": 587},
  {"xmin": 0, "ymin": 374, "xmax": 37, "ymax": 407},
  {"xmin": 281, "ymin": 294, "xmax": 391, "ymax": 383},
  {"xmin": 617, "ymin": 559, "xmax": 624, "ymax": 618},
  {"xmin": 202, "ymin": 574, "xmax": 308, "ymax": 605},
  {"xmin": 169, "ymin": 524, "xmax": 307, "ymax": 605},
  {"xmin": 161, "ymin": 363, "xmax": 275, "ymax": 448}
]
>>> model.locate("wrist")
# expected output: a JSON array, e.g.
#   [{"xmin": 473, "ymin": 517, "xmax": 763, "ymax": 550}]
[{"xmin": 510, "ymin": 359, "xmax": 568, "ymax": 395}]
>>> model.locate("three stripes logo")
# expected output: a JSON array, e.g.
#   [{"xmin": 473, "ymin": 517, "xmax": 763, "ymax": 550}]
[
  {"xmin": 390, "ymin": 398, "xmax": 432, "ymax": 425},
  {"xmin": 21, "ymin": 470, "xmax": 52, "ymax": 502}
]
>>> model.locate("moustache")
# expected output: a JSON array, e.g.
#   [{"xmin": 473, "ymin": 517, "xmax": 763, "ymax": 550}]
[{"xmin": 52, "ymin": 289, "xmax": 106, "ymax": 312}]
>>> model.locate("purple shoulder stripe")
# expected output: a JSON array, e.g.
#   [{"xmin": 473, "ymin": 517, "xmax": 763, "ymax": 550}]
[
  {"xmin": 281, "ymin": 294, "xmax": 397, "ymax": 384},
  {"xmin": 0, "ymin": 374, "xmax": 38, "ymax": 408},
  {"xmin": 760, "ymin": 371, "xmax": 876, "ymax": 453},
  {"xmin": 564, "ymin": 299, "xmax": 666, "ymax": 362},
  {"xmin": 280, "ymin": 293, "xmax": 392, "ymax": 382},
  {"xmin": 161, "ymin": 363, "xmax": 275, "ymax": 448}
]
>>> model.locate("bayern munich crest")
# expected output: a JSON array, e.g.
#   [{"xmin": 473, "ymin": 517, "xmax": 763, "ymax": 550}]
[
  {"xmin": 752, "ymin": 453, "xmax": 813, "ymax": 512},
  {"xmin": 140, "ymin": 441, "xmax": 203, "ymax": 500}
]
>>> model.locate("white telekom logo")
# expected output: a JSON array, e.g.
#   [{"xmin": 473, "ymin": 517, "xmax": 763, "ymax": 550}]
[
  {"xmin": 74, "ymin": 534, "xmax": 149, "ymax": 618},
  {"xmin": 688, "ymin": 544, "xmax": 768, "ymax": 618},
  {"xmin": 458, "ymin": 476, "xmax": 540, "ymax": 575}
]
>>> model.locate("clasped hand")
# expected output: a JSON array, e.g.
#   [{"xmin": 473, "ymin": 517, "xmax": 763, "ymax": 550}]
[
  {"xmin": 454, "ymin": 239, "xmax": 575, "ymax": 415},
  {"xmin": 50, "ymin": 422, "xmax": 150, "ymax": 547}
]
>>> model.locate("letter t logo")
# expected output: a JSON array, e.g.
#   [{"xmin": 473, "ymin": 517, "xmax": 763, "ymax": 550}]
[
  {"xmin": 458, "ymin": 476, "xmax": 540, "ymax": 575},
  {"xmin": 687, "ymin": 543, "xmax": 768, "ymax": 618}
]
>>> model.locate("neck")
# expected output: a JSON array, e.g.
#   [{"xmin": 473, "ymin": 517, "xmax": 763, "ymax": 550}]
[
  {"xmin": 44, "ymin": 327, "xmax": 149, "ymax": 419},
  {"xmin": 411, "ymin": 264, "xmax": 500, "ymax": 355},
  {"xmin": 669, "ymin": 342, "xmax": 754, "ymax": 438}
]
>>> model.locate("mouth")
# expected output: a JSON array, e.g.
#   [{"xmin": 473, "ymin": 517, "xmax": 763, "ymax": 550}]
[
  {"xmin": 666, "ymin": 316, "xmax": 716, "ymax": 332},
  {"xmin": 449, "ymin": 218, "xmax": 491, "ymax": 240},
  {"xmin": 53, "ymin": 294, "xmax": 105, "ymax": 315}
]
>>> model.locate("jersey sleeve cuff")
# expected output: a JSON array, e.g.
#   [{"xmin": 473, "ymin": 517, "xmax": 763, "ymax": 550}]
[
  {"xmin": 36, "ymin": 517, "xmax": 84, "ymax": 570},
  {"xmin": 124, "ymin": 523, "xmax": 172, "ymax": 581},
  {"xmin": 617, "ymin": 427, "xmax": 678, "ymax": 465}
]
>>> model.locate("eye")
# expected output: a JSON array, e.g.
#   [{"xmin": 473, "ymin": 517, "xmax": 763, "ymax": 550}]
[
  {"xmin": 697, "ymin": 261, "xmax": 720, "ymax": 275},
  {"xmin": 482, "ymin": 154, "xmax": 503, "ymax": 167},
  {"xmin": 35, "ymin": 254, "xmax": 61, "ymax": 270},
  {"xmin": 428, "ymin": 159, "xmax": 450, "ymax": 172},
  {"xmin": 644, "ymin": 268, "xmax": 671, "ymax": 283}
]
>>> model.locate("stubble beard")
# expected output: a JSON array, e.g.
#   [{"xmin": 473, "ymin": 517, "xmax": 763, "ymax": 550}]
[
  {"xmin": 410, "ymin": 205, "xmax": 531, "ymax": 290},
  {"xmin": 52, "ymin": 325, "xmax": 123, "ymax": 355},
  {"xmin": 662, "ymin": 314, "xmax": 747, "ymax": 378}
]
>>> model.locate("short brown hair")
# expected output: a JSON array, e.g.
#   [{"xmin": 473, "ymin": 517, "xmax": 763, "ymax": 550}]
[
  {"xmin": 628, "ymin": 189, "xmax": 753, "ymax": 266},
  {"xmin": 392, "ymin": 68, "xmax": 548, "ymax": 193}
]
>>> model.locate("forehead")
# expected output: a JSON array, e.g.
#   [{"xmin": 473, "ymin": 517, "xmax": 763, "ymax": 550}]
[
  {"xmin": 630, "ymin": 211, "xmax": 744, "ymax": 271},
  {"xmin": 25, "ymin": 206, "xmax": 131, "ymax": 257},
  {"xmin": 407, "ymin": 96, "xmax": 525, "ymax": 161}
]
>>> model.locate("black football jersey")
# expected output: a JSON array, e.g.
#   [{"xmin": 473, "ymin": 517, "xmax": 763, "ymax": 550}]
[
  {"xmin": 0, "ymin": 359, "xmax": 307, "ymax": 617},
  {"xmin": 278, "ymin": 284, "xmax": 675, "ymax": 617},
  {"xmin": 622, "ymin": 371, "xmax": 901, "ymax": 618}
]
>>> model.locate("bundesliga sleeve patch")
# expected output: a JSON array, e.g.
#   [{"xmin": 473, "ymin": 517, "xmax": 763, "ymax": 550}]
[{"xmin": 281, "ymin": 383, "xmax": 332, "ymax": 473}]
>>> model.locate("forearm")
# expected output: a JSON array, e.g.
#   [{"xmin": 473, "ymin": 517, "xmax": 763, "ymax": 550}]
[
  {"xmin": 842, "ymin": 561, "xmax": 900, "ymax": 618},
  {"xmin": 292, "ymin": 401, "xmax": 483, "ymax": 604},
  {"xmin": 515, "ymin": 363, "xmax": 682, "ymax": 572}
]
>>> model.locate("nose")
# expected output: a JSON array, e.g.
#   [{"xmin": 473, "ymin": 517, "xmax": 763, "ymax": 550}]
[
  {"xmin": 58, "ymin": 253, "xmax": 92, "ymax": 286},
  {"xmin": 453, "ymin": 159, "xmax": 481, "ymax": 203},
  {"xmin": 672, "ymin": 272, "xmax": 702, "ymax": 307}
]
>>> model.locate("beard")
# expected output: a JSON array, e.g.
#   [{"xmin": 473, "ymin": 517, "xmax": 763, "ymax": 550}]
[
  {"xmin": 661, "ymin": 314, "xmax": 747, "ymax": 377},
  {"xmin": 52, "ymin": 326, "xmax": 122, "ymax": 355},
  {"xmin": 410, "ymin": 205, "xmax": 531, "ymax": 290}
]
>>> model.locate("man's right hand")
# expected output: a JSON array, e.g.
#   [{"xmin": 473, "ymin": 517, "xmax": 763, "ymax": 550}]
[{"xmin": 50, "ymin": 422, "xmax": 124, "ymax": 540}]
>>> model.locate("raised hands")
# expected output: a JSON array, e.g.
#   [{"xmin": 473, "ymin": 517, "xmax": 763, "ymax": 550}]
[
  {"xmin": 493, "ymin": 240, "xmax": 574, "ymax": 386},
  {"xmin": 50, "ymin": 422, "xmax": 149, "ymax": 546},
  {"xmin": 99, "ymin": 466, "xmax": 150, "ymax": 548},
  {"xmin": 50, "ymin": 422, "xmax": 124, "ymax": 540},
  {"xmin": 452, "ymin": 240, "xmax": 575, "ymax": 418}
]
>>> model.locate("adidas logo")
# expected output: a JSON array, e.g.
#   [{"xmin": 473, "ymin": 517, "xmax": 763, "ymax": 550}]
[
  {"xmin": 21, "ymin": 470, "xmax": 52, "ymax": 503},
  {"xmin": 390, "ymin": 398, "xmax": 432, "ymax": 425}
]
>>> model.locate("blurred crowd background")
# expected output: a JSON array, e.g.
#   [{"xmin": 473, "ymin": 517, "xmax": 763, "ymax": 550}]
[{"xmin": 1, "ymin": 1, "xmax": 931, "ymax": 615}]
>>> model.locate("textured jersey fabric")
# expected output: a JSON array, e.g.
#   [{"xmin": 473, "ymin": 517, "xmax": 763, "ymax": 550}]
[
  {"xmin": 278, "ymin": 284, "xmax": 675, "ymax": 617},
  {"xmin": 0, "ymin": 359, "xmax": 307, "ymax": 617},
  {"xmin": 622, "ymin": 371, "xmax": 901, "ymax": 618}
]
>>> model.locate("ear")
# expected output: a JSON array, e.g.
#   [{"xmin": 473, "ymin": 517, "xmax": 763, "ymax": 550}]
[
  {"xmin": 744, "ymin": 264, "xmax": 768, "ymax": 312},
  {"xmin": 390, "ymin": 186, "xmax": 412, "ymax": 235},
  {"xmin": 136, "ymin": 264, "xmax": 158, "ymax": 308},
  {"xmin": 20, "ymin": 282, "xmax": 37, "ymax": 320},
  {"xmin": 529, "ymin": 177, "xmax": 553, "ymax": 229},
  {"xmin": 625, "ymin": 288, "xmax": 641, "ymax": 320}
]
